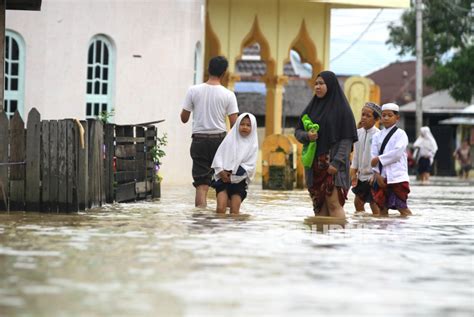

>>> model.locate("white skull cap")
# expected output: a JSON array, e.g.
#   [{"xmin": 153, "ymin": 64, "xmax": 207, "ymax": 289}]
[{"xmin": 381, "ymin": 103, "xmax": 399, "ymax": 112}]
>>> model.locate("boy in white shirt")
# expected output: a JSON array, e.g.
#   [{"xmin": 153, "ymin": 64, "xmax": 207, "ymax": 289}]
[
  {"xmin": 351, "ymin": 102, "xmax": 381, "ymax": 215},
  {"xmin": 370, "ymin": 103, "xmax": 412, "ymax": 217}
]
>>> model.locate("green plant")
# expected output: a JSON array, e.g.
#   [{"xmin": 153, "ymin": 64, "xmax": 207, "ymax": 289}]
[
  {"xmin": 150, "ymin": 133, "xmax": 168, "ymax": 182},
  {"xmin": 98, "ymin": 108, "xmax": 115, "ymax": 123}
]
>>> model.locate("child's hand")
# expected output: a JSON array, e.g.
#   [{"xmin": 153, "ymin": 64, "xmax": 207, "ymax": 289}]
[
  {"xmin": 219, "ymin": 171, "xmax": 231, "ymax": 183},
  {"xmin": 308, "ymin": 131, "xmax": 318, "ymax": 141},
  {"xmin": 351, "ymin": 177, "xmax": 358, "ymax": 187},
  {"xmin": 368, "ymin": 175, "xmax": 375, "ymax": 186},
  {"xmin": 375, "ymin": 173, "xmax": 387, "ymax": 188},
  {"xmin": 371, "ymin": 156, "xmax": 379, "ymax": 167},
  {"xmin": 327, "ymin": 164, "xmax": 338, "ymax": 175}
]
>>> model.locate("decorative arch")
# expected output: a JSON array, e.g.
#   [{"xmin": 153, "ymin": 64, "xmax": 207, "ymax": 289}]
[
  {"xmin": 204, "ymin": 13, "xmax": 222, "ymax": 82},
  {"xmin": 286, "ymin": 19, "xmax": 322, "ymax": 84},
  {"xmin": 85, "ymin": 34, "xmax": 116, "ymax": 119},
  {"xmin": 4, "ymin": 30, "xmax": 26, "ymax": 118},
  {"xmin": 237, "ymin": 15, "xmax": 275, "ymax": 83}
]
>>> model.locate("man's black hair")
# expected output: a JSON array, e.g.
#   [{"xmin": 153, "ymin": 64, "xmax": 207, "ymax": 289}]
[{"xmin": 208, "ymin": 56, "xmax": 228, "ymax": 77}]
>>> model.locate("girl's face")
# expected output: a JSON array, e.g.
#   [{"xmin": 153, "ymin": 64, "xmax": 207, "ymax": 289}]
[
  {"xmin": 314, "ymin": 76, "xmax": 328, "ymax": 98},
  {"xmin": 381, "ymin": 110, "xmax": 399, "ymax": 128},
  {"xmin": 360, "ymin": 106, "xmax": 377, "ymax": 129},
  {"xmin": 239, "ymin": 116, "xmax": 252, "ymax": 137}
]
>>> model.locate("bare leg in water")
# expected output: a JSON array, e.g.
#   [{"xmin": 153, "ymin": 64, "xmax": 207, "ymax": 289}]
[
  {"xmin": 195, "ymin": 185, "xmax": 209, "ymax": 208},
  {"xmin": 325, "ymin": 188, "xmax": 345, "ymax": 218}
]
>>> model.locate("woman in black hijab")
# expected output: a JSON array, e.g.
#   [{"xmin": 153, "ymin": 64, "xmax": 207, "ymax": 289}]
[{"xmin": 295, "ymin": 71, "xmax": 357, "ymax": 218}]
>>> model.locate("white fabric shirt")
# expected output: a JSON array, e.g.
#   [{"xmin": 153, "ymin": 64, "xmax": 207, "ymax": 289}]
[
  {"xmin": 211, "ymin": 113, "xmax": 259, "ymax": 184},
  {"xmin": 352, "ymin": 126, "xmax": 379, "ymax": 181},
  {"xmin": 371, "ymin": 125, "xmax": 410, "ymax": 184},
  {"xmin": 182, "ymin": 83, "xmax": 239, "ymax": 134}
]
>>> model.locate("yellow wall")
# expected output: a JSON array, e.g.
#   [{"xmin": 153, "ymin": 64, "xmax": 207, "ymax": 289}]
[{"xmin": 207, "ymin": 0, "xmax": 330, "ymax": 78}]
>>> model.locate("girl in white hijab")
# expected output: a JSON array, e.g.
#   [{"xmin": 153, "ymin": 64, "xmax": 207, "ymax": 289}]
[
  {"xmin": 414, "ymin": 126, "xmax": 438, "ymax": 184},
  {"xmin": 211, "ymin": 113, "xmax": 258, "ymax": 214}
]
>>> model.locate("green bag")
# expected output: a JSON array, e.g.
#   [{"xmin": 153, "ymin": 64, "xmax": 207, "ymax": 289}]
[{"xmin": 301, "ymin": 114, "xmax": 320, "ymax": 168}]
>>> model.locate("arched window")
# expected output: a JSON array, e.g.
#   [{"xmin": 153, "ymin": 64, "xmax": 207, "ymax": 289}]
[
  {"xmin": 4, "ymin": 30, "xmax": 25, "ymax": 118},
  {"xmin": 193, "ymin": 41, "xmax": 203, "ymax": 84},
  {"xmin": 86, "ymin": 35, "xmax": 115, "ymax": 119}
]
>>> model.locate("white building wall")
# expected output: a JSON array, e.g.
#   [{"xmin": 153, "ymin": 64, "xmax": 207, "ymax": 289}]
[{"xmin": 6, "ymin": 0, "xmax": 206, "ymax": 185}]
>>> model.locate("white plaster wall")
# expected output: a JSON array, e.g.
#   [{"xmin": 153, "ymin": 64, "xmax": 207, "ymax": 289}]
[{"xmin": 6, "ymin": 0, "xmax": 206, "ymax": 185}]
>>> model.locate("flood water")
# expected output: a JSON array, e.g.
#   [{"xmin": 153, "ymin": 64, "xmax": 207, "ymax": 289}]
[{"xmin": 1, "ymin": 177, "xmax": 473, "ymax": 317}]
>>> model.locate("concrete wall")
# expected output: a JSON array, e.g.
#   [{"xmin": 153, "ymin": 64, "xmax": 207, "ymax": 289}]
[{"xmin": 6, "ymin": 0, "xmax": 205, "ymax": 185}]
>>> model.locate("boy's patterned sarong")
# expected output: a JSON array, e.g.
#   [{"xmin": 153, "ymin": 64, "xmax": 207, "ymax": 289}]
[
  {"xmin": 308, "ymin": 155, "xmax": 347, "ymax": 213},
  {"xmin": 372, "ymin": 180, "xmax": 410, "ymax": 210}
]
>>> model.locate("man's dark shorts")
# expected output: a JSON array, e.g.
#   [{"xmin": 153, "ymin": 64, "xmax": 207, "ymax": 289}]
[
  {"xmin": 211, "ymin": 179, "xmax": 248, "ymax": 201},
  {"xmin": 190, "ymin": 132, "xmax": 226, "ymax": 187},
  {"xmin": 351, "ymin": 180, "xmax": 373, "ymax": 203}
]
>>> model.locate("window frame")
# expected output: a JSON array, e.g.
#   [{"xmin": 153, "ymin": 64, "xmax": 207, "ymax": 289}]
[
  {"xmin": 85, "ymin": 34, "xmax": 115, "ymax": 120},
  {"xmin": 4, "ymin": 30, "xmax": 26, "ymax": 118}
]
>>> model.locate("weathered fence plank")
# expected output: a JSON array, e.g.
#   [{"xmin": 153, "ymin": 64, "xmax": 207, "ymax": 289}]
[
  {"xmin": 0, "ymin": 111, "xmax": 9, "ymax": 211},
  {"xmin": 116, "ymin": 181, "xmax": 136, "ymax": 202},
  {"xmin": 115, "ymin": 171, "xmax": 137, "ymax": 183},
  {"xmin": 66, "ymin": 120, "xmax": 77, "ymax": 212},
  {"xmin": 77, "ymin": 121, "xmax": 88, "ymax": 210},
  {"xmin": 41, "ymin": 121, "xmax": 50, "ymax": 212},
  {"xmin": 115, "ymin": 144, "xmax": 136, "ymax": 158},
  {"xmin": 88, "ymin": 120, "xmax": 98, "ymax": 207},
  {"xmin": 2, "ymin": 112, "xmax": 160, "ymax": 212},
  {"xmin": 9, "ymin": 112, "xmax": 25, "ymax": 211},
  {"xmin": 98, "ymin": 122, "xmax": 106, "ymax": 205},
  {"xmin": 26, "ymin": 108, "xmax": 41, "ymax": 212},
  {"xmin": 49, "ymin": 121, "xmax": 59, "ymax": 212},
  {"xmin": 136, "ymin": 127, "xmax": 145, "ymax": 183},
  {"xmin": 58, "ymin": 120, "xmax": 67, "ymax": 211},
  {"xmin": 104, "ymin": 124, "xmax": 114, "ymax": 204}
]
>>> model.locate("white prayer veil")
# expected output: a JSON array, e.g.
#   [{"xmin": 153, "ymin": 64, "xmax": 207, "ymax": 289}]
[
  {"xmin": 414, "ymin": 126, "xmax": 438, "ymax": 163},
  {"xmin": 211, "ymin": 113, "xmax": 259, "ymax": 183}
]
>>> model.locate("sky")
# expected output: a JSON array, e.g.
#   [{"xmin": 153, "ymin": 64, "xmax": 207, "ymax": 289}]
[{"xmin": 330, "ymin": 8, "xmax": 413, "ymax": 76}]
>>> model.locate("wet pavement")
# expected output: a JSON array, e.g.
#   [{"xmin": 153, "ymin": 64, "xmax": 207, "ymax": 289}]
[{"xmin": 0, "ymin": 177, "xmax": 473, "ymax": 316}]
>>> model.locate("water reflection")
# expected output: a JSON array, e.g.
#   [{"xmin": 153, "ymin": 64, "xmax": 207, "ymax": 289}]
[{"xmin": 0, "ymin": 177, "xmax": 473, "ymax": 316}]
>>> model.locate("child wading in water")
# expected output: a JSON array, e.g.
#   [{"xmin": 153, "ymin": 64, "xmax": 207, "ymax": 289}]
[
  {"xmin": 211, "ymin": 113, "xmax": 258, "ymax": 214},
  {"xmin": 351, "ymin": 102, "xmax": 381, "ymax": 215},
  {"xmin": 370, "ymin": 103, "xmax": 412, "ymax": 217}
]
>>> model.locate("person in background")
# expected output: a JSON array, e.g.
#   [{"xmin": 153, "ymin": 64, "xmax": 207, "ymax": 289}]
[
  {"xmin": 413, "ymin": 126, "xmax": 438, "ymax": 184},
  {"xmin": 453, "ymin": 139, "xmax": 472, "ymax": 179}
]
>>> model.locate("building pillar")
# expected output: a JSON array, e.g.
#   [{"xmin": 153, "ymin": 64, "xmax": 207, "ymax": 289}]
[{"xmin": 264, "ymin": 75, "xmax": 288, "ymax": 136}]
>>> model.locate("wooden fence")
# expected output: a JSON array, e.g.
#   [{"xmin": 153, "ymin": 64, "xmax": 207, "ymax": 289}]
[{"xmin": 0, "ymin": 108, "xmax": 160, "ymax": 212}]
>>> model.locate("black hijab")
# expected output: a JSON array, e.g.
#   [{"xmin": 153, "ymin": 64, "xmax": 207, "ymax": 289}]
[{"xmin": 298, "ymin": 70, "xmax": 358, "ymax": 156}]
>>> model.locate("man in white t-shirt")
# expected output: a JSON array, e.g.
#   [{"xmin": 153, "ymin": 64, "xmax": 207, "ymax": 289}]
[{"xmin": 181, "ymin": 56, "xmax": 239, "ymax": 207}]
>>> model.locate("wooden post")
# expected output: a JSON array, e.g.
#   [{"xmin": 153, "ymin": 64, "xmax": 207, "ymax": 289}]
[
  {"xmin": 115, "ymin": 125, "xmax": 136, "ymax": 202},
  {"xmin": 77, "ymin": 120, "xmax": 88, "ymax": 210},
  {"xmin": 66, "ymin": 120, "xmax": 77, "ymax": 212},
  {"xmin": 25, "ymin": 108, "xmax": 41, "ymax": 211},
  {"xmin": 0, "ymin": 111, "xmax": 8, "ymax": 211},
  {"xmin": 97, "ymin": 121, "xmax": 105, "ymax": 206},
  {"xmin": 49, "ymin": 121, "xmax": 59, "ymax": 212},
  {"xmin": 104, "ymin": 124, "xmax": 114, "ymax": 204},
  {"xmin": 9, "ymin": 112, "xmax": 25, "ymax": 211},
  {"xmin": 58, "ymin": 120, "xmax": 67, "ymax": 211},
  {"xmin": 41, "ymin": 120, "xmax": 50, "ymax": 212}
]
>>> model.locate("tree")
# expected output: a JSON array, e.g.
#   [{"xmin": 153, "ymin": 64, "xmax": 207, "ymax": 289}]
[{"xmin": 387, "ymin": 0, "xmax": 474, "ymax": 103}]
